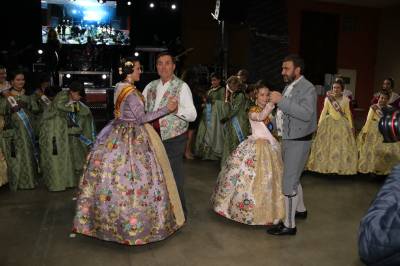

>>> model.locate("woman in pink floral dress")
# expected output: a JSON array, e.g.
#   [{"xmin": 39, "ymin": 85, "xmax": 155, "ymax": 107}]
[
  {"xmin": 211, "ymin": 84, "xmax": 285, "ymax": 225},
  {"xmin": 72, "ymin": 60, "xmax": 185, "ymax": 245}
]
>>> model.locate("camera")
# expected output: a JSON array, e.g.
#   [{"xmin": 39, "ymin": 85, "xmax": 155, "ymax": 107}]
[{"xmin": 378, "ymin": 107, "xmax": 400, "ymax": 142}]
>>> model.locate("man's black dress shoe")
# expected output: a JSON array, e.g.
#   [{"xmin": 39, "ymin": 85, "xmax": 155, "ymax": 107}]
[
  {"xmin": 295, "ymin": 210, "xmax": 308, "ymax": 219},
  {"xmin": 265, "ymin": 221, "xmax": 282, "ymax": 230},
  {"xmin": 267, "ymin": 223, "xmax": 296, "ymax": 235}
]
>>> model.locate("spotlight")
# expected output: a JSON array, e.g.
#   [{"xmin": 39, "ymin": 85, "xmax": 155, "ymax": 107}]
[
  {"xmin": 127, "ymin": 1, "xmax": 132, "ymax": 6},
  {"xmin": 102, "ymin": 74, "xmax": 107, "ymax": 79},
  {"xmin": 97, "ymin": 0, "xmax": 106, "ymax": 4},
  {"xmin": 37, "ymin": 49, "xmax": 43, "ymax": 55},
  {"xmin": 66, "ymin": 74, "xmax": 71, "ymax": 79},
  {"xmin": 171, "ymin": 4, "xmax": 177, "ymax": 10},
  {"xmin": 134, "ymin": 52, "xmax": 139, "ymax": 57},
  {"xmin": 149, "ymin": 2, "xmax": 155, "ymax": 8}
]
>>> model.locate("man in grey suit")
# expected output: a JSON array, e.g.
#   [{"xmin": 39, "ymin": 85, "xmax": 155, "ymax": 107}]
[{"xmin": 267, "ymin": 54, "xmax": 317, "ymax": 235}]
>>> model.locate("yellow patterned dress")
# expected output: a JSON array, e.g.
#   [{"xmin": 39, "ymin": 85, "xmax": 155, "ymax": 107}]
[
  {"xmin": 357, "ymin": 107, "xmax": 400, "ymax": 175},
  {"xmin": 307, "ymin": 96, "xmax": 358, "ymax": 175},
  {"xmin": 0, "ymin": 115, "xmax": 7, "ymax": 186},
  {"xmin": 211, "ymin": 104, "xmax": 285, "ymax": 225}
]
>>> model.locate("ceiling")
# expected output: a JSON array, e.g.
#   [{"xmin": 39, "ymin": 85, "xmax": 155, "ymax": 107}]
[{"xmin": 315, "ymin": 0, "xmax": 400, "ymax": 8}]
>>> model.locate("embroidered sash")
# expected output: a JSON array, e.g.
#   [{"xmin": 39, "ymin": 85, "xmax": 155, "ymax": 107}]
[
  {"xmin": 6, "ymin": 96, "xmax": 39, "ymax": 163},
  {"xmin": 327, "ymin": 95, "xmax": 346, "ymax": 117},
  {"xmin": 231, "ymin": 116, "xmax": 245, "ymax": 142},
  {"xmin": 114, "ymin": 85, "xmax": 134, "ymax": 118},
  {"xmin": 205, "ymin": 103, "xmax": 212, "ymax": 128},
  {"xmin": 67, "ymin": 111, "xmax": 93, "ymax": 146}
]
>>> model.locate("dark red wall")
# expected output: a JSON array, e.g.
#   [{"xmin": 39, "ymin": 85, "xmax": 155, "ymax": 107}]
[{"xmin": 286, "ymin": 0, "xmax": 380, "ymax": 110}]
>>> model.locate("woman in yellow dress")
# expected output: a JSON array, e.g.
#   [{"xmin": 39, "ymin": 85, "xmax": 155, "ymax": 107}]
[
  {"xmin": 307, "ymin": 80, "xmax": 357, "ymax": 175},
  {"xmin": 357, "ymin": 91, "xmax": 400, "ymax": 175}
]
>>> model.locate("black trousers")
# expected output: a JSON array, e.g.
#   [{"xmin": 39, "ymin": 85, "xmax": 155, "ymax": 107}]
[{"xmin": 163, "ymin": 133, "xmax": 187, "ymax": 214}]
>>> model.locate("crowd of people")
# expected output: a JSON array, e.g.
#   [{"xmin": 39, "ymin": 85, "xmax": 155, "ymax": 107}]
[
  {"xmin": 43, "ymin": 21, "xmax": 130, "ymax": 45},
  {"xmin": 0, "ymin": 52, "xmax": 400, "ymax": 248},
  {"xmin": 0, "ymin": 66, "xmax": 94, "ymax": 191}
]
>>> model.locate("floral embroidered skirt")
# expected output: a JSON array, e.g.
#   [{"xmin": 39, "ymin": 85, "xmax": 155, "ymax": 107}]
[
  {"xmin": 357, "ymin": 120, "xmax": 400, "ymax": 175},
  {"xmin": 211, "ymin": 138, "xmax": 285, "ymax": 225},
  {"xmin": 73, "ymin": 120, "xmax": 185, "ymax": 245},
  {"xmin": 307, "ymin": 116, "xmax": 358, "ymax": 175}
]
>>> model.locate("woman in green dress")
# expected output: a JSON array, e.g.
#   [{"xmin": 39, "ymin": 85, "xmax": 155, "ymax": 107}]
[
  {"xmin": 0, "ymin": 70, "xmax": 40, "ymax": 191},
  {"xmin": 0, "ymin": 66, "xmax": 9, "ymax": 187},
  {"xmin": 32, "ymin": 74, "xmax": 53, "ymax": 113},
  {"xmin": 0, "ymin": 115, "xmax": 8, "ymax": 187},
  {"xmin": 194, "ymin": 73, "xmax": 225, "ymax": 160},
  {"xmin": 220, "ymin": 75, "xmax": 250, "ymax": 166},
  {"xmin": 39, "ymin": 81, "xmax": 95, "ymax": 191}
]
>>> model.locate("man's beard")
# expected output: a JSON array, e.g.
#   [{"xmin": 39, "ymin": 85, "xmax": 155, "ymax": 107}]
[{"xmin": 283, "ymin": 74, "xmax": 295, "ymax": 84}]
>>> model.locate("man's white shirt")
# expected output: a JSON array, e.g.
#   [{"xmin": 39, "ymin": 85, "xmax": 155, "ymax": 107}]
[{"xmin": 143, "ymin": 79, "xmax": 197, "ymax": 122}]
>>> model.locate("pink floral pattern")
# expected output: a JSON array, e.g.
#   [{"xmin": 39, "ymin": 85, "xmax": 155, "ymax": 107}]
[
  {"xmin": 145, "ymin": 77, "xmax": 188, "ymax": 140},
  {"xmin": 211, "ymin": 138, "xmax": 285, "ymax": 225},
  {"xmin": 72, "ymin": 122, "xmax": 183, "ymax": 245}
]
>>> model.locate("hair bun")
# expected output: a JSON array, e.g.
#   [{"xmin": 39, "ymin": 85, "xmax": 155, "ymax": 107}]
[
  {"xmin": 121, "ymin": 64, "xmax": 134, "ymax": 76},
  {"xmin": 119, "ymin": 58, "xmax": 135, "ymax": 77}
]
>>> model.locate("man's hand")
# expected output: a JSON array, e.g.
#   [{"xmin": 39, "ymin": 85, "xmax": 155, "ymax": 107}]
[
  {"xmin": 167, "ymin": 96, "xmax": 178, "ymax": 113},
  {"xmin": 270, "ymin": 91, "xmax": 283, "ymax": 104}
]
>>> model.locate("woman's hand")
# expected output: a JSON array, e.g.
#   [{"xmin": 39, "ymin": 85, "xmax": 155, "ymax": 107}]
[
  {"xmin": 371, "ymin": 104, "xmax": 379, "ymax": 111},
  {"xmin": 265, "ymin": 102, "xmax": 275, "ymax": 111}
]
